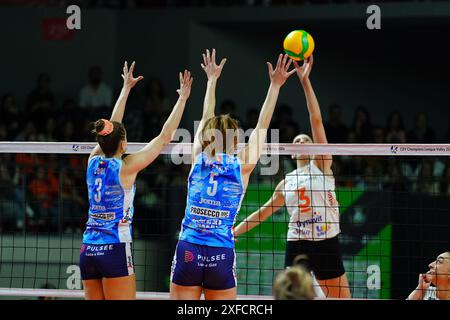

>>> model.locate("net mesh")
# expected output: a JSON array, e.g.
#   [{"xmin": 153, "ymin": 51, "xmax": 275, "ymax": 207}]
[{"xmin": 0, "ymin": 142, "xmax": 449, "ymax": 299}]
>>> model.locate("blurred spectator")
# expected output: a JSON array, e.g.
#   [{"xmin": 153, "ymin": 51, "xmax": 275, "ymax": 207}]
[
  {"xmin": 26, "ymin": 73, "xmax": 55, "ymax": 129},
  {"xmin": 445, "ymin": 125, "xmax": 450, "ymax": 143},
  {"xmin": 352, "ymin": 106, "xmax": 373, "ymax": 143},
  {"xmin": 1, "ymin": 93, "xmax": 22, "ymax": 139},
  {"xmin": 0, "ymin": 124, "xmax": 6, "ymax": 141},
  {"xmin": 14, "ymin": 120, "xmax": 38, "ymax": 141},
  {"xmin": 42, "ymin": 118, "xmax": 57, "ymax": 142},
  {"xmin": 60, "ymin": 121, "xmax": 75, "ymax": 142},
  {"xmin": 60, "ymin": 169, "xmax": 85, "ymax": 233},
  {"xmin": 408, "ymin": 112, "xmax": 436, "ymax": 143},
  {"xmin": 220, "ymin": 99, "xmax": 241, "ymax": 123},
  {"xmin": 412, "ymin": 160, "xmax": 440, "ymax": 196},
  {"xmin": 244, "ymin": 108, "xmax": 259, "ymax": 130},
  {"xmin": 0, "ymin": 164, "xmax": 20, "ymax": 231},
  {"xmin": 439, "ymin": 165, "xmax": 450, "ymax": 196},
  {"xmin": 28, "ymin": 166, "xmax": 59, "ymax": 230},
  {"xmin": 373, "ymin": 126, "xmax": 385, "ymax": 143},
  {"xmin": 272, "ymin": 104, "xmax": 299, "ymax": 143},
  {"xmin": 383, "ymin": 159, "xmax": 408, "ymax": 192},
  {"xmin": 324, "ymin": 103, "xmax": 348, "ymax": 143},
  {"xmin": 346, "ymin": 130, "xmax": 357, "ymax": 143},
  {"xmin": 385, "ymin": 110, "xmax": 406, "ymax": 143},
  {"xmin": 56, "ymin": 99, "xmax": 83, "ymax": 125},
  {"xmin": 142, "ymin": 78, "xmax": 170, "ymax": 139},
  {"xmin": 79, "ymin": 66, "xmax": 113, "ymax": 117}
]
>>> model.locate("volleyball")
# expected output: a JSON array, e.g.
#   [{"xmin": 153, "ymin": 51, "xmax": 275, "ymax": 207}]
[{"xmin": 283, "ymin": 30, "xmax": 315, "ymax": 61}]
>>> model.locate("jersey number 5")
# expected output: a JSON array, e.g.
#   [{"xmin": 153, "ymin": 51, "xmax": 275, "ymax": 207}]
[
  {"xmin": 94, "ymin": 178, "xmax": 102, "ymax": 203},
  {"xmin": 298, "ymin": 187, "xmax": 311, "ymax": 213},
  {"xmin": 206, "ymin": 172, "xmax": 219, "ymax": 196}
]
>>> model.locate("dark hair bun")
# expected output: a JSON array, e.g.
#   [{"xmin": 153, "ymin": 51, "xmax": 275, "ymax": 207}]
[{"xmin": 94, "ymin": 119, "xmax": 105, "ymax": 134}]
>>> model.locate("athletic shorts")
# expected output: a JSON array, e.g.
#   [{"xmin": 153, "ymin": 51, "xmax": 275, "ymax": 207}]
[
  {"xmin": 284, "ymin": 236, "xmax": 345, "ymax": 280},
  {"xmin": 80, "ymin": 243, "xmax": 134, "ymax": 280},
  {"xmin": 170, "ymin": 240, "xmax": 236, "ymax": 290}
]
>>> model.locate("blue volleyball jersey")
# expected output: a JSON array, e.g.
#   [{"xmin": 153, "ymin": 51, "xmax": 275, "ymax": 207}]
[
  {"xmin": 179, "ymin": 152, "xmax": 244, "ymax": 248},
  {"xmin": 83, "ymin": 156, "xmax": 135, "ymax": 244}
]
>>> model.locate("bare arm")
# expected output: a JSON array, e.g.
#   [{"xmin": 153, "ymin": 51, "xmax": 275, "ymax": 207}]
[
  {"xmin": 89, "ymin": 61, "xmax": 144, "ymax": 161},
  {"xmin": 192, "ymin": 49, "xmax": 227, "ymax": 162},
  {"xmin": 294, "ymin": 56, "xmax": 332, "ymax": 174},
  {"xmin": 407, "ymin": 273, "xmax": 432, "ymax": 300},
  {"xmin": 239, "ymin": 54, "xmax": 296, "ymax": 179},
  {"xmin": 234, "ymin": 180, "xmax": 286, "ymax": 237},
  {"xmin": 122, "ymin": 70, "xmax": 193, "ymax": 175}
]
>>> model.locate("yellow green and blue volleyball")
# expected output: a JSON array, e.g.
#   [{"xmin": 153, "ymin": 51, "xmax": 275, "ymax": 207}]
[{"xmin": 283, "ymin": 30, "xmax": 315, "ymax": 61}]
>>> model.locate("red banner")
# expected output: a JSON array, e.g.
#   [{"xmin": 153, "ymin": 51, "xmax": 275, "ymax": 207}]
[{"xmin": 42, "ymin": 18, "xmax": 75, "ymax": 41}]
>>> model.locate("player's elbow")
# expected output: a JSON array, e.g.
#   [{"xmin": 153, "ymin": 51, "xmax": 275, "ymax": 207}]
[{"xmin": 159, "ymin": 131, "xmax": 172, "ymax": 146}]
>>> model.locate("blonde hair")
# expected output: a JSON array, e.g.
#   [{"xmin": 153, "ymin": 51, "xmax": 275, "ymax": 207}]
[
  {"xmin": 200, "ymin": 114, "xmax": 239, "ymax": 157},
  {"xmin": 273, "ymin": 265, "xmax": 315, "ymax": 300}
]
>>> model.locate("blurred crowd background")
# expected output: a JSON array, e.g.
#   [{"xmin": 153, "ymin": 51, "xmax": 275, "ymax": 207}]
[{"xmin": 1, "ymin": 65, "xmax": 449, "ymax": 234}]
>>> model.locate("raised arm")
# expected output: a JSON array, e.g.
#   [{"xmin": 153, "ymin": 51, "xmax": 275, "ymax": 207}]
[
  {"xmin": 192, "ymin": 48, "xmax": 227, "ymax": 162},
  {"xmin": 89, "ymin": 61, "xmax": 144, "ymax": 160},
  {"xmin": 293, "ymin": 56, "xmax": 332, "ymax": 173},
  {"xmin": 234, "ymin": 180, "xmax": 286, "ymax": 237},
  {"xmin": 122, "ymin": 70, "xmax": 193, "ymax": 174},
  {"xmin": 239, "ymin": 54, "xmax": 296, "ymax": 178}
]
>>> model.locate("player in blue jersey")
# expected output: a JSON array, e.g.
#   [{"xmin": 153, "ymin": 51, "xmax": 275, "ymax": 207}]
[
  {"xmin": 80, "ymin": 61, "xmax": 193, "ymax": 300},
  {"xmin": 170, "ymin": 49, "xmax": 296, "ymax": 300}
]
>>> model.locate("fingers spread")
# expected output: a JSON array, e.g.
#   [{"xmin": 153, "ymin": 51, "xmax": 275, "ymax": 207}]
[
  {"xmin": 285, "ymin": 58, "xmax": 292, "ymax": 70},
  {"xmin": 276, "ymin": 54, "xmax": 282, "ymax": 69},
  {"xmin": 282, "ymin": 53, "xmax": 288, "ymax": 67},
  {"xmin": 267, "ymin": 62, "xmax": 274, "ymax": 74},
  {"xmin": 206, "ymin": 49, "xmax": 211, "ymax": 63},
  {"xmin": 287, "ymin": 68, "xmax": 297, "ymax": 76}
]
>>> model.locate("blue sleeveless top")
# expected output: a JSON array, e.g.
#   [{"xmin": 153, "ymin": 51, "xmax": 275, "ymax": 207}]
[
  {"xmin": 179, "ymin": 152, "xmax": 244, "ymax": 248},
  {"xmin": 83, "ymin": 156, "xmax": 135, "ymax": 244}
]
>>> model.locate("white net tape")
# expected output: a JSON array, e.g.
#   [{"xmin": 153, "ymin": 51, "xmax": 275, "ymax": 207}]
[{"xmin": 1, "ymin": 142, "xmax": 450, "ymax": 156}]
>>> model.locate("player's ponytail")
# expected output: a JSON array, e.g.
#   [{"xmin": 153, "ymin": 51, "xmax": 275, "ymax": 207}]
[{"xmin": 91, "ymin": 119, "xmax": 126, "ymax": 157}]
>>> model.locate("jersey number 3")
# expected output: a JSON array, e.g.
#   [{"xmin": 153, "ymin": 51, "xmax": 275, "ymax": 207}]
[
  {"xmin": 94, "ymin": 178, "xmax": 102, "ymax": 203},
  {"xmin": 298, "ymin": 187, "xmax": 311, "ymax": 213}
]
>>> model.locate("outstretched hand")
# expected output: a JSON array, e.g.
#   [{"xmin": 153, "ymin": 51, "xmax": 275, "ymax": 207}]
[
  {"xmin": 122, "ymin": 61, "xmax": 144, "ymax": 89},
  {"xmin": 177, "ymin": 70, "xmax": 193, "ymax": 101},
  {"xmin": 201, "ymin": 48, "xmax": 227, "ymax": 81},
  {"xmin": 267, "ymin": 54, "xmax": 296, "ymax": 88},
  {"xmin": 293, "ymin": 55, "xmax": 313, "ymax": 85}
]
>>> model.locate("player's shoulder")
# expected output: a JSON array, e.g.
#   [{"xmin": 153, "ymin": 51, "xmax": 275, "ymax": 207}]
[{"xmin": 285, "ymin": 168, "xmax": 299, "ymax": 178}]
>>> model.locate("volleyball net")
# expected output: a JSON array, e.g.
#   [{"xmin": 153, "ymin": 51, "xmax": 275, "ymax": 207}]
[{"xmin": 0, "ymin": 142, "xmax": 449, "ymax": 299}]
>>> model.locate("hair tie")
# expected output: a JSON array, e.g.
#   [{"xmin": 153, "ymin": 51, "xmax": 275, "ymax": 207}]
[{"xmin": 98, "ymin": 119, "xmax": 114, "ymax": 136}]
